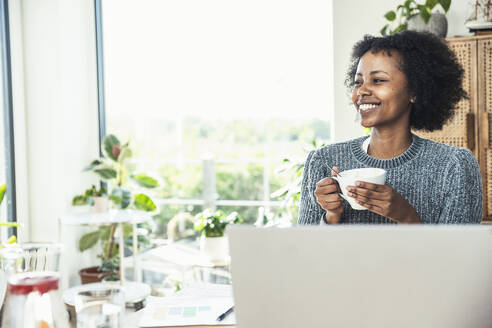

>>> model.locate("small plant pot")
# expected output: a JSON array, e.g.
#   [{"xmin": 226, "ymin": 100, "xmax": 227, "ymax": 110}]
[
  {"xmin": 79, "ymin": 266, "xmax": 118, "ymax": 284},
  {"xmin": 407, "ymin": 12, "xmax": 447, "ymax": 38},
  {"xmin": 199, "ymin": 235, "xmax": 229, "ymax": 264},
  {"xmin": 102, "ymin": 275, "xmax": 121, "ymax": 287},
  {"xmin": 91, "ymin": 197, "xmax": 109, "ymax": 213}
]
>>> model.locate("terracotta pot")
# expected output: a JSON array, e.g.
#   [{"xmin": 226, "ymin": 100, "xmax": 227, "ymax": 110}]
[{"xmin": 78, "ymin": 266, "xmax": 116, "ymax": 285}]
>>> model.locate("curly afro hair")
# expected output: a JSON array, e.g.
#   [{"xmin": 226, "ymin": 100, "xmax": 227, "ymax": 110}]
[{"xmin": 345, "ymin": 30, "xmax": 466, "ymax": 132}]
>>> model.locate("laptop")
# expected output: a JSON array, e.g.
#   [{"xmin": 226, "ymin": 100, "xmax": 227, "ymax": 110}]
[{"xmin": 227, "ymin": 225, "xmax": 492, "ymax": 328}]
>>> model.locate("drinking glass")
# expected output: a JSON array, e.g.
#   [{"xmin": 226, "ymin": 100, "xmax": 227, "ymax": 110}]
[{"xmin": 75, "ymin": 286, "xmax": 125, "ymax": 328}]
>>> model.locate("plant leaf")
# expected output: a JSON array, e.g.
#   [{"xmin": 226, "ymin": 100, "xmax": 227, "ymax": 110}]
[
  {"xmin": 103, "ymin": 134, "xmax": 121, "ymax": 161},
  {"xmin": 380, "ymin": 24, "xmax": 389, "ymax": 36},
  {"xmin": 0, "ymin": 184, "xmax": 5, "ymax": 205},
  {"xmin": 394, "ymin": 23, "xmax": 408, "ymax": 33},
  {"xmin": 72, "ymin": 195, "xmax": 88, "ymax": 206},
  {"xmin": 121, "ymin": 189, "xmax": 132, "ymax": 209},
  {"xmin": 401, "ymin": 6, "xmax": 409, "ymax": 16},
  {"xmin": 134, "ymin": 193, "xmax": 157, "ymax": 212},
  {"xmin": 78, "ymin": 230, "xmax": 100, "ymax": 252},
  {"xmin": 384, "ymin": 10, "xmax": 396, "ymax": 21},
  {"xmin": 426, "ymin": 0, "xmax": 438, "ymax": 9},
  {"xmin": 131, "ymin": 174, "xmax": 159, "ymax": 188},
  {"xmin": 94, "ymin": 167, "xmax": 117, "ymax": 180},
  {"xmin": 83, "ymin": 159, "xmax": 103, "ymax": 172},
  {"xmin": 439, "ymin": 0, "xmax": 451, "ymax": 12},
  {"xmin": 111, "ymin": 188, "xmax": 131, "ymax": 209},
  {"xmin": 109, "ymin": 194, "xmax": 121, "ymax": 204},
  {"xmin": 418, "ymin": 5, "xmax": 431, "ymax": 23},
  {"xmin": 117, "ymin": 147, "xmax": 132, "ymax": 163}
]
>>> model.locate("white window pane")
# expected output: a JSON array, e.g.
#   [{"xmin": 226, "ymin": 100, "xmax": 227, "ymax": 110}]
[{"xmin": 102, "ymin": 0, "xmax": 333, "ymax": 225}]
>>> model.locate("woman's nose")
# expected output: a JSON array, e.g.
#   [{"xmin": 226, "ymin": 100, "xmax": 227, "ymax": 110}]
[{"xmin": 358, "ymin": 83, "xmax": 371, "ymax": 96}]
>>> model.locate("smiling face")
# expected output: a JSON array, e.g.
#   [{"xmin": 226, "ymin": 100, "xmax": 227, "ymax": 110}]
[{"xmin": 351, "ymin": 50, "xmax": 413, "ymax": 130}]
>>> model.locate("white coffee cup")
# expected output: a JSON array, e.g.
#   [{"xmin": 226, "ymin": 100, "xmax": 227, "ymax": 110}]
[{"xmin": 332, "ymin": 168, "xmax": 386, "ymax": 210}]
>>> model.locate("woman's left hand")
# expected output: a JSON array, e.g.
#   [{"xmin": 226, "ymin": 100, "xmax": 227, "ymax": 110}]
[{"xmin": 346, "ymin": 181, "xmax": 422, "ymax": 224}]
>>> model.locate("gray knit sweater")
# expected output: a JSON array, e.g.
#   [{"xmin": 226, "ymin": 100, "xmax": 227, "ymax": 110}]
[{"xmin": 298, "ymin": 134, "xmax": 482, "ymax": 224}]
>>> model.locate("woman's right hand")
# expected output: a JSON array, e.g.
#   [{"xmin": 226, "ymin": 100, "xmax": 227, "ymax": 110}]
[{"xmin": 314, "ymin": 166, "xmax": 344, "ymax": 224}]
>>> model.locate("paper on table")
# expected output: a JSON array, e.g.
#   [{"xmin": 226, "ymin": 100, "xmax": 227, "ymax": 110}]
[
  {"xmin": 173, "ymin": 283, "xmax": 233, "ymax": 298},
  {"xmin": 139, "ymin": 296, "xmax": 235, "ymax": 328}
]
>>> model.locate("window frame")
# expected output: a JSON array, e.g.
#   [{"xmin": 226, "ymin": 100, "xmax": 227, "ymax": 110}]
[{"xmin": 0, "ymin": 0, "xmax": 17, "ymax": 235}]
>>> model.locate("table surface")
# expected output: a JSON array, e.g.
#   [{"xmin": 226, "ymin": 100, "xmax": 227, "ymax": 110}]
[{"xmin": 125, "ymin": 310, "xmax": 234, "ymax": 328}]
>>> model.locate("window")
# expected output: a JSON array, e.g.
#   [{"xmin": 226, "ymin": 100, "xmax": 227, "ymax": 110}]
[
  {"xmin": 0, "ymin": 0, "xmax": 16, "ymax": 235},
  {"xmin": 99, "ymin": 0, "xmax": 333, "ymax": 234}
]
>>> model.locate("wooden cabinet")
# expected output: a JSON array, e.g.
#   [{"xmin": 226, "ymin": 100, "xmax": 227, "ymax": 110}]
[{"xmin": 414, "ymin": 35, "xmax": 492, "ymax": 221}]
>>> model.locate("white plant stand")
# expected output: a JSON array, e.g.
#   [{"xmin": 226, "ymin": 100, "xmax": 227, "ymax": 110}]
[{"xmin": 59, "ymin": 209, "xmax": 153, "ymax": 304}]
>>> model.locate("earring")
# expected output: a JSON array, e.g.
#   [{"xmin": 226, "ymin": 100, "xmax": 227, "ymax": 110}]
[{"xmin": 410, "ymin": 97, "xmax": 416, "ymax": 103}]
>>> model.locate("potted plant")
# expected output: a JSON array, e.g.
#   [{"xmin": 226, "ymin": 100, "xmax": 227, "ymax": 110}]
[
  {"xmin": 75, "ymin": 134, "xmax": 158, "ymax": 283},
  {"xmin": 193, "ymin": 209, "xmax": 242, "ymax": 264},
  {"xmin": 72, "ymin": 185, "xmax": 108, "ymax": 213},
  {"xmin": 381, "ymin": 0, "xmax": 451, "ymax": 37}
]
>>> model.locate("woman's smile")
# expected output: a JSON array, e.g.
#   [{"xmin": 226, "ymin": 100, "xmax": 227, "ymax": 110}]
[{"xmin": 358, "ymin": 101, "xmax": 381, "ymax": 115}]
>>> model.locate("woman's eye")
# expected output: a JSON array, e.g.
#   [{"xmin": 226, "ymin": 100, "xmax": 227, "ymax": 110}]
[
  {"xmin": 373, "ymin": 78, "xmax": 387, "ymax": 83},
  {"xmin": 354, "ymin": 80, "xmax": 362, "ymax": 86}
]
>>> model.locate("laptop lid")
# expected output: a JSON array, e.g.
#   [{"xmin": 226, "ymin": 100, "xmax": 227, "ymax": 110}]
[{"xmin": 228, "ymin": 225, "xmax": 492, "ymax": 328}]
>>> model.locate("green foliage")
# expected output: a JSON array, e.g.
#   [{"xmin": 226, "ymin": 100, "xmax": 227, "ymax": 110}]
[
  {"xmin": 194, "ymin": 209, "xmax": 243, "ymax": 238},
  {"xmin": 216, "ymin": 163, "xmax": 263, "ymax": 201},
  {"xmin": 103, "ymin": 134, "xmax": 121, "ymax": 161},
  {"xmin": 74, "ymin": 134, "xmax": 159, "ymax": 272},
  {"xmin": 381, "ymin": 0, "xmax": 451, "ymax": 36},
  {"xmin": 78, "ymin": 230, "xmax": 101, "ymax": 252},
  {"xmin": 79, "ymin": 222, "xmax": 151, "ymax": 278},
  {"xmin": 271, "ymin": 139, "xmax": 328, "ymax": 224},
  {"xmin": 134, "ymin": 193, "xmax": 157, "ymax": 211},
  {"xmin": 110, "ymin": 187, "xmax": 132, "ymax": 209},
  {"xmin": 99, "ymin": 256, "xmax": 120, "ymax": 280},
  {"xmin": 72, "ymin": 185, "xmax": 107, "ymax": 206},
  {"xmin": 0, "ymin": 184, "xmax": 6, "ymax": 205},
  {"xmin": 131, "ymin": 173, "xmax": 159, "ymax": 188},
  {"xmin": 111, "ymin": 118, "xmax": 332, "ymax": 235},
  {"xmin": 74, "ymin": 134, "xmax": 159, "ymax": 211},
  {"xmin": 94, "ymin": 167, "xmax": 118, "ymax": 180}
]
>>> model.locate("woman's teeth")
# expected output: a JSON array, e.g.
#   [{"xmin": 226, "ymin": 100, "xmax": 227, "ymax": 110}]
[{"xmin": 359, "ymin": 103, "xmax": 379, "ymax": 111}]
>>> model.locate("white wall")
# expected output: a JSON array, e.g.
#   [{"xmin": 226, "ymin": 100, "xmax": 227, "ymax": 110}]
[
  {"xmin": 11, "ymin": 0, "xmax": 101, "ymax": 286},
  {"xmin": 332, "ymin": 0, "xmax": 473, "ymax": 142}
]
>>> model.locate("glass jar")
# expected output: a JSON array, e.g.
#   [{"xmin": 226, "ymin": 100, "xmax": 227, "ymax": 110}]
[
  {"xmin": 0, "ymin": 242, "xmax": 63, "ymax": 313},
  {"xmin": 1, "ymin": 272, "xmax": 70, "ymax": 328}
]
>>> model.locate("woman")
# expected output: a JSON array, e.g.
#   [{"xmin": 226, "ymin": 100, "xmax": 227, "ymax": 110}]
[{"xmin": 298, "ymin": 31, "xmax": 482, "ymax": 225}]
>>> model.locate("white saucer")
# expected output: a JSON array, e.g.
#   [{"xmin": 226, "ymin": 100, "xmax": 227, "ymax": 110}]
[{"xmin": 63, "ymin": 281, "xmax": 151, "ymax": 306}]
